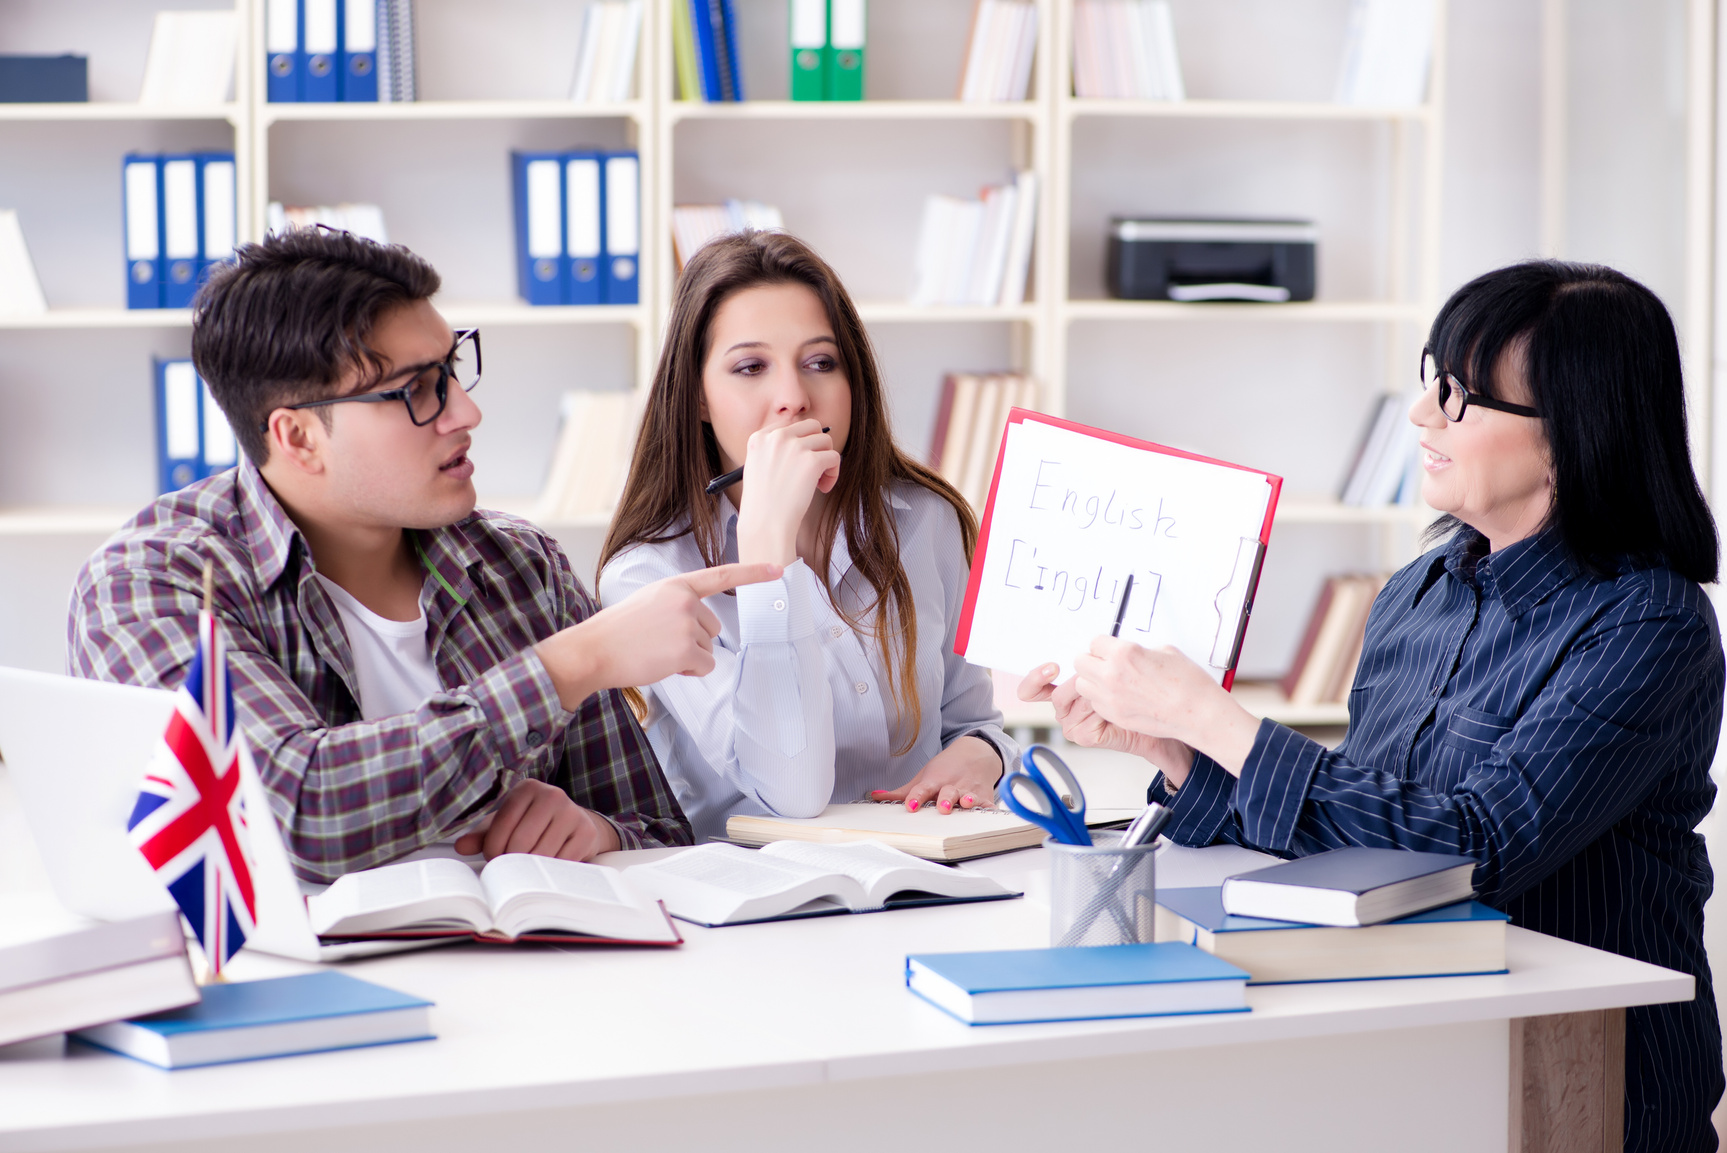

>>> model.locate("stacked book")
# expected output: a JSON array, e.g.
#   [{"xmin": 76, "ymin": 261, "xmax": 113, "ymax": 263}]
[
  {"xmin": 1280, "ymin": 573, "xmax": 1388, "ymax": 706},
  {"xmin": 137, "ymin": 10, "xmax": 238, "ymax": 105},
  {"xmin": 0, "ymin": 209, "xmax": 46, "ymax": 316},
  {"xmin": 1334, "ymin": 0, "xmax": 1436, "ymax": 107},
  {"xmin": 929, "ymin": 372, "xmax": 1039, "ymax": 512},
  {"xmin": 532, "ymin": 390, "xmax": 639, "ymax": 523},
  {"xmin": 673, "ymin": 0, "xmax": 744, "ymax": 102},
  {"xmin": 957, "ymin": 0, "xmax": 1038, "ymax": 102},
  {"xmin": 670, "ymin": 200, "xmax": 784, "ymax": 270},
  {"xmin": 569, "ymin": 0, "xmax": 643, "ymax": 103},
  {"xmin": 1071, "ymin": 0, "xmax": 1184, "ymax": 100},
  {"xmin": 908, "ymin": 171, "xmax": 1038, "ymax": 307},
  {"xmin": 1339, "ymin": 393, "xmax": 1415, "ymax": 506},
  {"xmin": 266, "ymin": 201, "xmax": 388, "ymax": 244}
]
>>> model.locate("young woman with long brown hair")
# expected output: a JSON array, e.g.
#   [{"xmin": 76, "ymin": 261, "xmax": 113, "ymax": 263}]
[{"xmin": 597, "ymin": 231, "xmax": 1014, "ymax": 843}]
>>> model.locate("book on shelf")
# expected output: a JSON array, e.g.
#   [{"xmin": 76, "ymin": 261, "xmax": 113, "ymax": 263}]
[
  {"xmin": 0, "ymin": 896, "xmax": 198, "ymax": 1048},
  {"xmin": 906, "ymin": 941, "xmax": 1251, "ymax": 1025},
  {"xmin": 673, "ymin": 0, "xmax": 744, "ymax": 102},
  {"xmin": 569, "ymin": 0, "xmax": 644, "ymax": 103},
  {"xmin": 73, "ymin": 971, "xmax": 433, "ymax": 1069},
  {"xmin": 1279, "ymin": 573, "xmax": 1385, "ymax": 706},
  {"xmin": 124, "ymin": 153, "xmax": 238, "ymax": 310},
  {"xmin": 138, "ymin": 10, "xmax": 238, "ymax": 106},
  {"xmin": 958, "ymin": 0, "xmax": 1038, "ymax": 102},
  {"xmin": 1072, "ymin": 0, "xmax": 1184, "ymax": 100},
  {"xmin": 909, "ymin": 170, "xmax": 1037, "ymax": 307},
  {"xmin": 671, "ymin": 200, "xmax": 785, "ymax": 270},
  {"xmin": 619, "ymin": 840, "xmax": 1019, "ymax": 926},
  {"xmin": 1155, "ymin": 887, "xmax": 1510, "ymax": 985},
  {"xmin": 155, "ymin": 358, "xmax": 239, "ymax": 494},
  {"xmin": 1339, "ymin": 393, "xmax": 1415, "ymax": 506},
  {"xmin": 0, "ymin": 209, "xmax": 47, "ymax": 316},
  {"xmin": 726, "ymin": 799, "xmax": 1138, "ymax": 862},
  {"xmin": 266, "ymin": 201, "xmax": 388, "ymax": 243},
  {"xmin": 928, "ymin": 372, "xmax": 1040, "ymax": 513},
  {"xmin": 1334, "ymin": 0, "xmax": 1436, "ymax": 107},
  {"xmin": 265, "ymin": 0, "xmax": 400, "ymax": 103},
  {"xmin": 531, "ymin": 390, "xmax": 639, "ymax": 523},
  {"xmin": 790, "ymin": 0, "xmax": 866, "ymax": 101},
  {"xmin": 306, "ymin": 853, "xmax": 682, "ymax": 945},
  {"xmin": 0, "ymin": 54, "xmax": 87, "ymax": 103},
  {"xmin": 1221, "ymin": 846, "xmax": 1478, "ymax": 927}
]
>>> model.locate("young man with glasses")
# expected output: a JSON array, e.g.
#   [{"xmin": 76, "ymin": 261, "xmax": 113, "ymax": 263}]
[{"xmin": 68, "ymin": 228, "xmax": 778, "ymax": 882}]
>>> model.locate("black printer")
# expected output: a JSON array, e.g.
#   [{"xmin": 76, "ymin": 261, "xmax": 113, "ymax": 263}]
[{"xmin": 1107, "ymin": 218, "xmax": 1317, "ymax": 302}]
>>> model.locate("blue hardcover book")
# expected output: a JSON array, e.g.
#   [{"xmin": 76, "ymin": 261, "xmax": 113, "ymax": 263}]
[
  {"xmin": 154, "ymin": 359, "xmax": 204, "ymax": 492},
  {"xmin": 905, "ymin": 941, "xmax": 1249, "ymax": 1025},
  {"xmin": 511, "ymin": 151, "xmax": 566, "ymax": 306},
  {"xmin": 123, "ymin": 155, "xmax": 163, "ymax": 309},
  {"xmin": 564, "ymin": 151, "xmax": 604, "ymax": 305},
  {"xmin": 601, "ymin": 152, "xmax": 639, "ymax": 305},
  {"xmin": 341, "ymin": 0, "xmax": 378, "ymax": 101},
  {"xmin": 195, "ymin": 153, "xmax": 238, "ymax": 290},
  {"xmin": 1157, "ymin": 887, "xmax": 1510, "ymax": 985},
  {"xmin": 688, "ymin": 0, "xmax": 723, "ymax": 101},
  {"xmin": 265, "ymin": 0, "xmax": 300, "ymax": 102},
  {"xmin": 711, "ymin": 0, "xmax": 742, "ymax": 100},
  {"xmin": 71, "ymin": 971, "xmax": 434, "ymax": 1069},
  {"xmin": 159, "ymin": 155, "xmax": 200, "ymax": 309},
  {"xmin": 302, "ymin": 0, "xmax": 340, "ymax": 102},
  {"xmin": 1221, "ymin": 846, "xmax": 1478, "ymax": 926}
]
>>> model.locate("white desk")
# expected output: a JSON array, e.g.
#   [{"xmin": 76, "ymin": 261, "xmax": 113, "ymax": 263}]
[{"xmin": 0, "ymin": 846, "xmax": 1691, "ymax": 1153}]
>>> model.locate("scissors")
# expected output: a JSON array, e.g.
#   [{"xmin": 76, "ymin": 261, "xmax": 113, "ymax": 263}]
[{"xmin": 1000, "ymin": 745, "xmax": 1092, "ymax": 846}]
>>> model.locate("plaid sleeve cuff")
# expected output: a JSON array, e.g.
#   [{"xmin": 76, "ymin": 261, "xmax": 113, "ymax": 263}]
[
  {"xmin": 1234, "ymin": 719, "xmax": 1326, "ymax": 852},
  {"xmin": 467, "ymin": 647, "xmax": 575, "ymax": 765}
]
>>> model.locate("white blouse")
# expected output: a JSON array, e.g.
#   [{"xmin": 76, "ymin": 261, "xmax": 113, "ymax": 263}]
[{"xmin": 598, "ymin": 482, "xmax": 1016, "ymax": 843}]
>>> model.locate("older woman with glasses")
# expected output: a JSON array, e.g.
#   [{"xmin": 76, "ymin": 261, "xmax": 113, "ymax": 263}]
[{"xmin": 1021, "ymin": 260, "xmax": 1724, "ymax": 1152}]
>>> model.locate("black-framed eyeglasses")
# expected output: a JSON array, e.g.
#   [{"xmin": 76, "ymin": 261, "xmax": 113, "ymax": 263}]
[
  {"xmin": 1420, "ymin": 353, "xmax": 1540, "ymax": 422},
  {"xmin": 263, "ymin": 328, "xmax": 482, "ymax": 433}
]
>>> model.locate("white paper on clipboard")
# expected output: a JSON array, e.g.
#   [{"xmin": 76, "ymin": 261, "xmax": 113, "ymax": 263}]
[{"xmin": 958, "ymin": 416, "xmax": 1278, "ymax": 685}]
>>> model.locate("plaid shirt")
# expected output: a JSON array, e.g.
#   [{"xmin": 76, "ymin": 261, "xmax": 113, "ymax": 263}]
[{"xmin": 68, "ymin": 462, "xmax": 691, "ymax": 882}]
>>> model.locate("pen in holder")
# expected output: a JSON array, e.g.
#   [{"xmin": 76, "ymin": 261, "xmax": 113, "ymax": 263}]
[{"xmin": 1048, "ymin": 832, "xmax": 1157, "ymax": 948}]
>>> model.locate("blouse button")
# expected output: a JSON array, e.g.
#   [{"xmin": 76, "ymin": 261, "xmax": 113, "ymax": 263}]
[
  {"xmin": 773, "ymin": 599, "xmax": 786, "ymax": 611},
  {"xmin": 829, "ymin": 625, "xmax": 845, "ymax": 639},
  {"xmin": 855, "ymin": 682, "xmax": 869, "ymax": 695}
]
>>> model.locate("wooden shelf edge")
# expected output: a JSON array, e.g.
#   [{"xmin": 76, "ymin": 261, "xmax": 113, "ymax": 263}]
[
  {"xmin": 260, "ymin": 100, "xmax": 647, "ymax": 124},
  {"xmin": 0, "ymin": 102, "xmax": 240, "ymax": 122},
  {"xmin": 1063, "ymin": 97, "xmax": 1434, "ymax": 122},
  {"xmin": 666, "ymin": 99, "xmax": 1041, "ymax": 123},
  {"xmin": 1062, "ymin": 300, "xmax": 1430, "ymax": 323},
  {"xmin": 0, "ymin": 309, "xmax": 193, "ymax": 330}
]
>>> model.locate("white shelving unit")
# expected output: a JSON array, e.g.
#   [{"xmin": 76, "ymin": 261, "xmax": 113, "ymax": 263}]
[{"xmin": 0, "ymin": 0, "xmax": 1464, "ymax": 725}]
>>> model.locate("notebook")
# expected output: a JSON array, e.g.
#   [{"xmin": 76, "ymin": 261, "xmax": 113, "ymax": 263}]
[
  {"xmin": 1221, "ymin": 847, "xmax": 1478, "ymax": 926},
  {"xmin": 725, "ymin": 801, "xmax": 1143, "ymax": 862}
]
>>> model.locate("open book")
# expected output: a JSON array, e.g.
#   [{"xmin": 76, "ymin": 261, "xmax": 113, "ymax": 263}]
[
  {"xmin": 306, "ymin": 854, "xmax": 680, "ymax": 945},
  {"xmin": 620, "ymin": 841, "xmax": 1020, "ymax": 926}
]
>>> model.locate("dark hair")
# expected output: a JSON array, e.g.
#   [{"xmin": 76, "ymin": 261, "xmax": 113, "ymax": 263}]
[
  {"xmin": 600, "ymin": 231, "xmax": 977, "ymax": 753},
  {"xmin": 1424, "ymin": 259, "xmax": 1718, "ymax": 584},
  {"xmin": 191, "ymin": 227, "xmax": 442, "ymax": 466}
]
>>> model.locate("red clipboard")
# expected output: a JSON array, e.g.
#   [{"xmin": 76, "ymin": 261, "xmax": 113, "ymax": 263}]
[{"xmin": 953, "ymin": 409, "xmax": 1283, "ymax": 691}]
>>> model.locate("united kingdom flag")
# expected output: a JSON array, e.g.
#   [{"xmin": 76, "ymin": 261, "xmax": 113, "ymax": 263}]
[{"xmin": 127, "ymin": 607, "xmax": 259, "ymax": 977}]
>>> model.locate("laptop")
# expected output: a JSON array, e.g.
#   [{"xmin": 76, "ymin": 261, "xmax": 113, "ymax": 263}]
[{"xmin": 0, "ymin": 666, "xmax": 431, "ymax": 962}]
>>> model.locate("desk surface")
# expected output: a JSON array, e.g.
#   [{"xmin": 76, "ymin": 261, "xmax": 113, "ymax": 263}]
[{"xmin": 0, "ymin": 845, "xmax": 1693, "ymax": 1151}]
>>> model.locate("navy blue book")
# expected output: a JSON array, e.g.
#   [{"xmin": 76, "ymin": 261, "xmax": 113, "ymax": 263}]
[
  {"xmin": 1158, "ymin": 887, "xmax": 1509, "ymax": 985},
  {"xmin": 1221, "ymin": 846, "xmax": 1477, "ymax": 926},
  {"xmin": 71, "ymin": 971, "xmax": 433, "ymax": 1069},
  {"xmin": 906, "ymin": 941, "xmax": 1249, "ymax": 1025}
]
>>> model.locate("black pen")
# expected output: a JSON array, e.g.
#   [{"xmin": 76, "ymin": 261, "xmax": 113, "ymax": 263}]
[
  {"xmin": 1110, "ymin": 573, "xmax": 1135, "ymax": 637},
  {"xmin": 704, "ymin": 427, "xmax": 829, "ymax": 496}
]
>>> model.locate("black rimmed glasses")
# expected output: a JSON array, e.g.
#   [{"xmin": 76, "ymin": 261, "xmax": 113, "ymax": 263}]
[
  {"xmin": 265, "ymin": 328, "xmax": 482, "ymax": 432},
  {"xmin": 1420, "ymin": 353, "xmax": 1540, "ymax": 422}
]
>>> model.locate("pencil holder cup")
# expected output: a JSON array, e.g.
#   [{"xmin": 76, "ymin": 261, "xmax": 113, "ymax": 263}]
[{"xmin": 1047, "ymin": 833, "xmax": 1157, "ymax": 948}]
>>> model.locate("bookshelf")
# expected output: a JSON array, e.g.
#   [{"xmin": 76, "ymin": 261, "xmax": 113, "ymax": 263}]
[{"xmin": 0, "ymin": 0, "xmax": 1678, "ymax": 735}]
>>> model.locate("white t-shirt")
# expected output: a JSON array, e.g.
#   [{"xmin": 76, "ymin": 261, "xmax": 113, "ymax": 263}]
[{"xmin": 314, "ymin": 574, "xmax": 442, "ymax": 720}]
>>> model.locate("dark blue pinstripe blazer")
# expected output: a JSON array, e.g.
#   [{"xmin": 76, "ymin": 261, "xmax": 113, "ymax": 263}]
[{"xmin": 1153, "ymin": 526, "xmax": 1723, "ymax": 1152}]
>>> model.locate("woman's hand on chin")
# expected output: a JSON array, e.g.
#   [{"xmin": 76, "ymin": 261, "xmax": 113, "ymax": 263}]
[
  {"xmin": 870, "ymin": 734, "xmax": 1002, "ymax": 814},
  {"xmin": 1017, "ymin": 663, "xmax": 1196, "ymax": 786},
  {"xmin": 1072, "ymin": 638, "xmax": 1259, "ymax": 776}
]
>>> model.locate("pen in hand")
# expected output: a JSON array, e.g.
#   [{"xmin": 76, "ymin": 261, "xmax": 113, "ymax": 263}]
[
  {"xmin": 704, "ymin": 427, "xmax": 831, "ymax": 496},
  {"xmin": 1110, "ymin": 573, "xmax": 1135, "ymax": 638}
]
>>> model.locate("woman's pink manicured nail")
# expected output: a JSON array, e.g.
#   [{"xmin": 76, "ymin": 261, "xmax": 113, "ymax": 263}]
[
  {"xmin": 870, "ymin": 790, "xmax": 885, "ymax": 796},
  {"xmin": 940, "ymin": 801, "xmax": 951, "ymax": 812},
  {"xmin": 908, "ymin": 799, "xmax": 920, "ymax": 812},
  {"xmin": 962, "ymin": 794, "xmax": 975, "ymax": 806}
]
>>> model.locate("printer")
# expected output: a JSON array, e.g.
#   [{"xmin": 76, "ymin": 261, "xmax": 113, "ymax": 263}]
[{"xmin": 1107, "ymin": 218, "xmax": 1317, "ymax": 302}]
